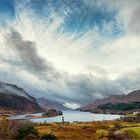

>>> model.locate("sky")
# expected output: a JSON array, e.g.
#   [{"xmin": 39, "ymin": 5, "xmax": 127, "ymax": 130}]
[{"xmin": 0, "ymin": 0, "xmax": 140, "ymax": 109}]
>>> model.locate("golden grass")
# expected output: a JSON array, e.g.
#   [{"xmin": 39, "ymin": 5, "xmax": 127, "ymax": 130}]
[
  {"xmin": 36, "ymin": 123, "xmax": 97, "ymax": 140},
  {"xmin": 35, "ymin": 121, "xmax": 114, "ymax": 140},
  {"xmin": 35, "ymin": 121, "xmax": 140, "ymax": 140},
  {"xmin": 120, "ymin": 125, "xmax": 140, "ymax": 139}
]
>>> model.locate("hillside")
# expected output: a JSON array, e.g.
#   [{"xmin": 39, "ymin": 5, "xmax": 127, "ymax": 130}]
[
  {"xmin": 0, "ymin": 82, "xmax": 35, "ymax": 101},
  {"xmin": 0, "ymin": 82, "xmax": 44, "ymax": 114},
  {"xmin": 37, "ymin": 98, "xmax": 68, "ymax": 111},
  {"xmin": 79, "ymin": 89, "xmax": 140, "ymax": 114}
]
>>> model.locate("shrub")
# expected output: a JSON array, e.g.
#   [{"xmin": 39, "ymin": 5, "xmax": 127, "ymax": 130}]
[
  {"xmin": 123, "ymin": 129, "xmax": 138, "ymax": 139},
  {"xmin": 96, "ymin": 129, "xmax": 108, "ymax": 138},
  {"xmin": 40, "ymin": 134, "xmax": 58, "ymax": 140},
  {"xmin": 108, "ymin": 130, "xmax": 125, "ymax": 140},
  {"xmin": 114, "ymin": 133, "xmax": 125, "ymax": 140},
  {"xmin": 15, "ymin": 124, "xmax": 39, "ymax": 140},
  {"xmin": 0, "ymin": 118, "xmax": 31, "ymax": 139},
  {"xmin": 113, "ymin": 122, "xmax": 122, "ymax": 129},
  {"xmin": 24, "ymin": 133, "xmax": 39, "ymax": 140},
  {"xmin": 136, "ymin": 112, "xmax": 140, "ymax": 116}
]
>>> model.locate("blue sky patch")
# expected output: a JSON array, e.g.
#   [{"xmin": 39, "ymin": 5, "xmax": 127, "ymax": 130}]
[{"xmin": 0, "ymin": 0, "xmax": 15, "ymax": 25}]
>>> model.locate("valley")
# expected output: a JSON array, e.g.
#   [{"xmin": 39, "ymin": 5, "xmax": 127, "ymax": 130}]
[{"xmin": 0, "ymin": 81, "xmax": 140, "ymax": 140}]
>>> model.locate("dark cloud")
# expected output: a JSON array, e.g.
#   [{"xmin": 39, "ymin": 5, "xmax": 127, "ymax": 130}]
[
  {"xmin": 6, "ymin": 29, "xmax": 49, "ymax": 72},
  {"xmin": 2, "ymin": 30, "xmax": 126, "ymax": 106},
  {"xmin": 0, "ymin": 0, "xmax": 140, "ymax": 109},
  {"xmin": 62, "ymin": 74, "xmax": 123, "ymax": 104},
  {"xmin": 116, "ymin": 69, "xmax": 140, "ymax": 92},
  {"xmin": 6, "ymin": 29, "xmax": 60, "ymax": 79}
]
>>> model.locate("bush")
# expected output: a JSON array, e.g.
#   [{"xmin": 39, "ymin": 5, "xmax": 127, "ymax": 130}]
[
  {"xmin": 136, "ymin": 113, "xmax": 140, "ymax": 116},
  {"xmin": 123, "ymin": 129, "xmax": 138, "ymax": 139},
  {"xmin": 113, "ymin": 122, "xmax": 122, "ymax": 129},
  {"xmin": 108, "ymin": 130, "xmax": 125, "ymax": 140},
  {"xmin": 96, "ymin": 129, "xmax": 108, "ymax": 138},
  {"xmin": 0, "ymin": 118, "xmax": 32, "ymax": 139},
  {"xmin": 15, "ymin": 124, "xmax": 39, "ymax": 140},
  {"xmin": 24, "ymin": 133, "xmax": 39, "ymax": 140},
  {"xmin": 40, "ymin": 134, "xmax": 58, "ymax": 140}
]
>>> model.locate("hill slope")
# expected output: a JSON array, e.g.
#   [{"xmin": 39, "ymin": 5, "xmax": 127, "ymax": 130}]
[
  {"xmin": 79, "ymin": 89, "xmax": 140, "ymax": 114},
  {"xmin": 37, "ymin": 98, "xmax": 68, "ymax": 111},
  {"xmin": 0, "ymin": 82, "xmax": 43, "ymax": 114}
]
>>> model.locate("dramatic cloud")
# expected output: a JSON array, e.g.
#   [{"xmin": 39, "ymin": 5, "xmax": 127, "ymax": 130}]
[
  {"xmin": 0, "ymin": 0, "xmax": 140, "ymax": 109},
  {"xmin": 6, "ymin": 29, "xmax": 48, "ymax": 72},
  {"xmin": 6, "ymin": 29, "xmax": 60, "ymax": 79},
  {"xmin": 64, "ymin": 74, "xmax": 123, "ymax": 104},
  {"xmin": 116, "ymin": 69, "xmax": 140, "ymax": 93}
]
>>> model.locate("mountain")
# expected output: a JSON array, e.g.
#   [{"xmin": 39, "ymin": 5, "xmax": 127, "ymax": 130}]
[
  {"xmin": 79, "ymin": 89, "xmax": 140, "ymax": 114},
  {"xmin": 0, "ymin": 82, "xmax": 44, "ymax": 114},
  {"xmin": 0, "ymin": 82, "xmax": 36, "ymax": 100},
  {"xmin": 37, "ymin": 98, "xmax": 69, "ymax": 111}
]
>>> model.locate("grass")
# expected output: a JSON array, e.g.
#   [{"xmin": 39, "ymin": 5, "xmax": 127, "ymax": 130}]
[
  {"xmin": 120, "ymin": 125, "xmax": 140, "ymax": 139},
  {"xmin": 0, "ymin": 116, "xmax": 140, "ymax": 140},
  {"xmin": 35, "ymin": 121, "xmax": 140, "ymax": 140},
  {"xmin": 96, "ymin": 129, "xmax": 108, "ymax": 138},
  {"xmin": 36, "ymin": 123, "xmax": 99, "ymax": 140}
]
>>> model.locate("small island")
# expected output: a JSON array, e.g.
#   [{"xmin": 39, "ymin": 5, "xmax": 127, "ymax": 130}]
[{"xmin": 42, "ymin": 109, "xmax": 63, "ymax": 117}]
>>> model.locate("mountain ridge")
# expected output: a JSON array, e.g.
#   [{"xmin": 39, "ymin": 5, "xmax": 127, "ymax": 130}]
[
  {"xmin": 0, "ymin": 82, "xmax": 35, "ymax": 101},
  {"xmin": 37, "ymin": 98, "xmax": 69, "ymax": 111},
  {"xmin": 0, "ymin": 81, "xmax": 44, "ymax": 114},
  {"xmin": 79, "ymin": 89, "xmax": 140, "ymax": 113}
]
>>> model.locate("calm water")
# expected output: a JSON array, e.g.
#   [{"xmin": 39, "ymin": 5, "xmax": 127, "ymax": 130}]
[{"xmin": 10, "ymin": 110, "xmax": 121, "ymax": 123}]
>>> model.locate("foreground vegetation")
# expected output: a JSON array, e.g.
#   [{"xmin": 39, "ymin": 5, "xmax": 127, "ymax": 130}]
[
  {"xmin": 0, "ymin": 117, "xmax": 140, "ymax": 140},
  {"xmin": 35, "ymin": 121, "xmax": 140, "ymax": 140}
]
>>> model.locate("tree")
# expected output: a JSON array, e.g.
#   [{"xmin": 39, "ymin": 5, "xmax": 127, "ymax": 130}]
[
  {"xmin": 40, "ymin": 134, "xmax": 58, "ymax": 140},
  {"xmin": 15, "ymin": 124, "xmax": 39, "ymax": 140}
]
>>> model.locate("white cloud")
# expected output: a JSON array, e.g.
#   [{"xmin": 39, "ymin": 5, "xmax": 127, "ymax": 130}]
[
  {"xmin": 63, "ymin": 102, "xmax": 81, "ymax": 109},
  {"xmin": 0, "ymin": 0, "xmax": 140, "ymax": 106}
]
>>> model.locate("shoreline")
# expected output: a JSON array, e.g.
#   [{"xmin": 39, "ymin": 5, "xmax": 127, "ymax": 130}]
[{"xmin": 8, "ymin": 110, "xmax": 122, "ymax": 123}]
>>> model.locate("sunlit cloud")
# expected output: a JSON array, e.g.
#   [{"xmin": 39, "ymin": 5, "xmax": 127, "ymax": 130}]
[{"xmin": 0, "ymin": 0, "xmax": 140, "ymax": 108}]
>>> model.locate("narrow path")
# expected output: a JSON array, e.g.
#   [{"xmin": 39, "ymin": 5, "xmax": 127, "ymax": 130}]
[{"xmin": 48, "ymin": 124, "xmax": 64, "ymax": 135}]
